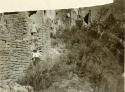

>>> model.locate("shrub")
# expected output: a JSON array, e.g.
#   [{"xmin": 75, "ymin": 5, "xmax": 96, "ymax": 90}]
[
  {"xmin": 18, "ymin": 63, "xmax": 53, "ymax": 91},
  {"xmin": 55, "ymin": 12, "xmax": 124, "ymax": 92}
]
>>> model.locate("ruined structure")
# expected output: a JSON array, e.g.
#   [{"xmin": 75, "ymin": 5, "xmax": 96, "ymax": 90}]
[
  {"xmin": 0, "ymin": 11, "xmax": 54, "ymax": 81},
  {"xmin": 0, "ymin": 1, "xmax": 124, "ymax": 86},
  {"xmin": 0, "ymin": 12, "xmax": 32, "ymax": 80}
]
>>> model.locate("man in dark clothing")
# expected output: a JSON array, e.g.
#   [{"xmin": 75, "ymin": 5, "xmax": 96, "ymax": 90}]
[{"xmin": 84, "ymin": 10, "xmax": 91, "ymax": 25}]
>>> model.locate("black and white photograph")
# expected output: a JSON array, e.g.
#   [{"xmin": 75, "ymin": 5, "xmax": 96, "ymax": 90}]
[{"xmin": 0, "ymin": 0, "xmax": 124, "ymax": 92}]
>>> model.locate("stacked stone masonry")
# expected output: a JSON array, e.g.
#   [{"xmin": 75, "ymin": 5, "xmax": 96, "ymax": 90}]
[
  {"xmin": 0, "ymin": 13, "xmax": 31, "ymax": 81},
  {"xmin": 0, "ymin": 12, "xmax": 51, "ymax": 81}
]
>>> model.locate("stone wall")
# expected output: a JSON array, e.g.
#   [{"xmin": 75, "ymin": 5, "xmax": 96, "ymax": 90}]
[
  {"xmin": 29, "ymin": 11, "xmax": 52, "ymax": 60},
  {"xmin": 0, "ymin": 12, "xmax": 32, "ymax": 81},
  {"xmin": 0, "ymin": 11, "xmax": 52, "ymax": 81},
  {"xmin": 113, "ymin": 0, "xmax": 124, "ymax": 20},
  {"xmin": 0, "ymin": 1, "xmax": 123, "ymax": 82}
]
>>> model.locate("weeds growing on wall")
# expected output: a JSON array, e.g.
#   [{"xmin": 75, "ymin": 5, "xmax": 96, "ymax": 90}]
[
  {"xmin": 18, "ymin": 8, "xmax": 124, "ymax": 92},
  {"xmin": 55, "ymin": 9, "xmax": 124, "ymax": 92}
]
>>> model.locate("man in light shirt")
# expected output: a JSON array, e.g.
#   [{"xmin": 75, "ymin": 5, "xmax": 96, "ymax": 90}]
[
  {"xmin": 31, "ymin": 22, "xmax": 38, "ymax": 35},
  {"xmin": 32, "ymin": 49, "xmax": 41, "ymax": 66}
]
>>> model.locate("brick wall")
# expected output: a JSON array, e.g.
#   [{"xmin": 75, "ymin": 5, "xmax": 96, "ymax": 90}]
[
  {"xmin": 0, "ymin": 13, "xmax": 31, "ymax": 81},
  {"xmin": 0, "ymin": 11, "xmax": 52, "ymax": 81}
]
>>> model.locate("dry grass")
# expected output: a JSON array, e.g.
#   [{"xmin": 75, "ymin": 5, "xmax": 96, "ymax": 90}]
[
  {"xmin": 55, "ymin": 13, "xmax": 124, "ymax": 92},
  {"xmin": 18, "ymin": 8, "xmax": 124, "ymax": 92}
]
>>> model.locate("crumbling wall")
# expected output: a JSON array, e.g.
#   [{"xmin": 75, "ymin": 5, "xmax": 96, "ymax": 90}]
[
  {"xmin": 113, "ymin": 0, "xmax": 124, "ymax": 20},
  {"xmin": 0, "ymin": 11, "xmax": 52, "ymax": 81},
  {"xmin": 0, "ymin": 13, "xmax": 32, "ymax": 81},
  {"xmin": 29, "ymin": 11, "xmax": 52, "ymax": 60}
]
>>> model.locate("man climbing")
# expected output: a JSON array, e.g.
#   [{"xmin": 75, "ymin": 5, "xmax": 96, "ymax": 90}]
[{"xmin": 32, "ymin": 49, "xmax": 41, "ymax": 66}]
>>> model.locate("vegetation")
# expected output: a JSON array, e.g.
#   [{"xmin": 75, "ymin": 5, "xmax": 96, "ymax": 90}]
[{"xmin": 18, "ymin": 8, "xmax": 124, "ymax": 92}]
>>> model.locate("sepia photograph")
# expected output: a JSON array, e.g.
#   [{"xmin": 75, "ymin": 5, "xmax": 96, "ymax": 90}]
[{"xmin": 0, "ymin": 0, "xmax": 124, "ymax": 92}]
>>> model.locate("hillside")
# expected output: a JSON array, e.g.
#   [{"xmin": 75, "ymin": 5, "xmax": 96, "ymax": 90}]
[{"xmin": 0, "ymin": 1, "xmax": 124, "ymax": 92}]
